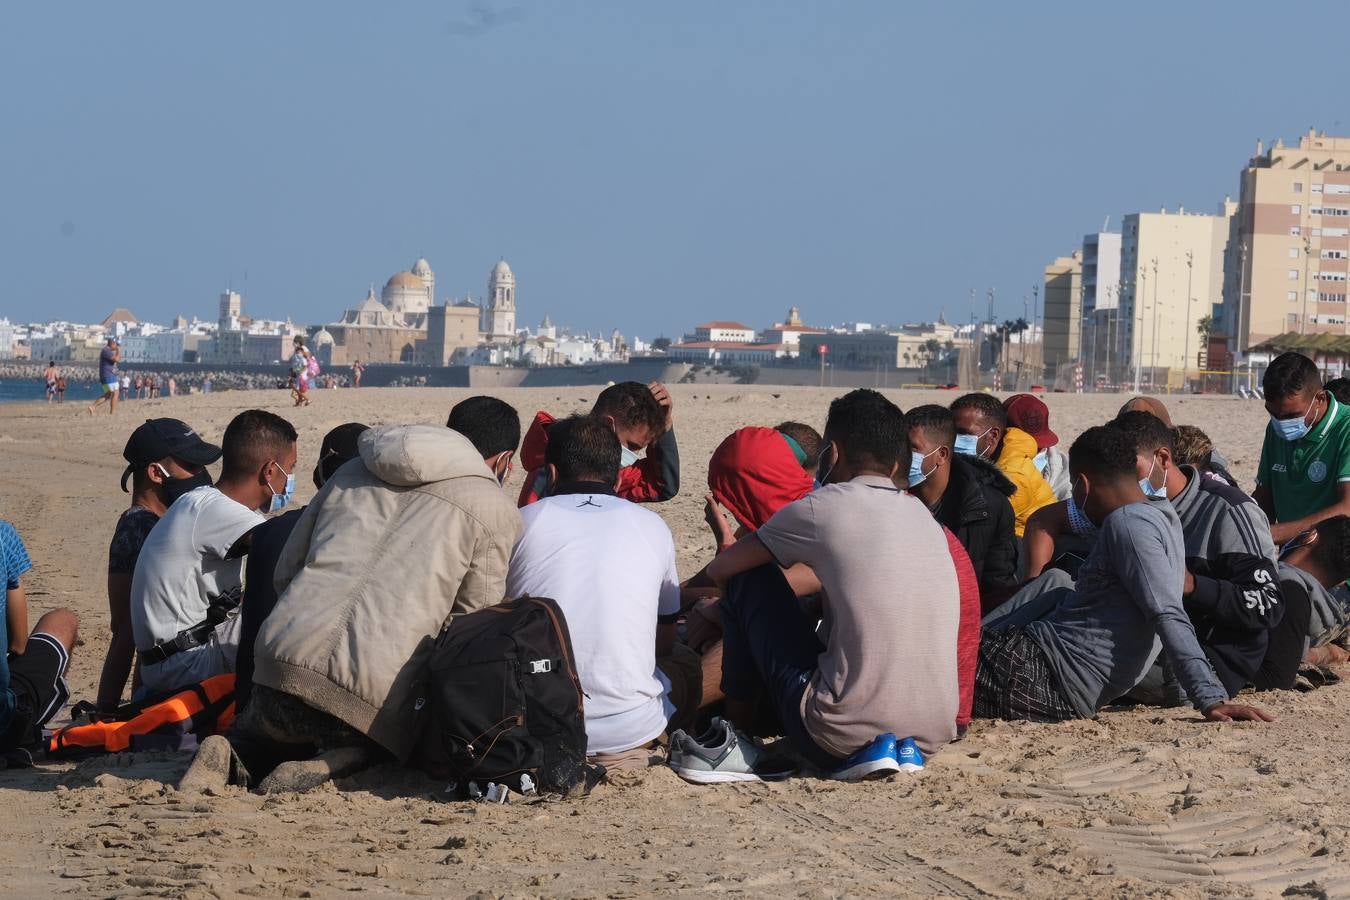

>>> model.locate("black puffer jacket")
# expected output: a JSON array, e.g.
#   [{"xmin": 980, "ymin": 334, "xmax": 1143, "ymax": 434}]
[{"xmin": 931, "ymin": 455, "xmax": 1019, "ymax": 603}]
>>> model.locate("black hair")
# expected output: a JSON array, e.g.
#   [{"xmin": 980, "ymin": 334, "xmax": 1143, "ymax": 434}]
[
  {"xmin": 1311, "ymin": 515, "xmax": 1350, "ymax": 582},
  {"xmin": 545, "ymin": 415, "xmax": 621, "ymax": 485},
  {"xmin": 775, "ymin": 421, "xmax": 822, "ymax": 470},
  {"xmin": 1109, "ymin": 410, "xmax": 1175, "ymax": 457},
  {"xmin": 1263, "ymin": 352, "xmax": 1321, "ymax": 401},
  {"xmin": 1325, "ymin": 377, "xmax": 1350, "ymax": 406},
  {"xmin": 592, "ymin": 382, "xmax": 665, "ymax": 436},
  {"xmin": 447, "ymin": 396, "xmax": 522, "ymax": 459},
  {"xmin": 315, "ymin": 422, "xmax": 369, "ymax": 488},
  {"xmin": 950, "ymin": 392, "xmax": 1008, "ymax": 429},
  {"xmin": 823, "ymin": 389, "xmax": 909, "ymax": 474},
  {"xmin": 1068, "ymin": 424, "xmax": 1138, "ymax": 481},
  {"xmin": 221, "ymin": 410, "xmax": 299, "ymax": 480},
  {"xmin": 905, "ymin": 404, "xmax": 957, "ymax": 449}
]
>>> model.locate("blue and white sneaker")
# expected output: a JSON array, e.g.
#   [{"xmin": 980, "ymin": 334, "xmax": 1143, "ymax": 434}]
[
  {"xmin": 829, "ymin": 732, "xmax": 901, "ymax": 781},
  {"xmin": 896, "ymin": 737, "xmax": 925, "ymax": 773}
]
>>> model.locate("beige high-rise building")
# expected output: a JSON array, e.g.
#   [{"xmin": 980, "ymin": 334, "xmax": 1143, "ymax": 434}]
[
  {"xmin": 1042, "ymin": 251, "xmax": 1082, "ymax": 379},
  {"xmin": 1120, "ymin": 201, "xmax": 1234, "ymax": 390},
  {"xmin": 1230, "ymin": 130, "xmax": 1350, "ymax": 353}
]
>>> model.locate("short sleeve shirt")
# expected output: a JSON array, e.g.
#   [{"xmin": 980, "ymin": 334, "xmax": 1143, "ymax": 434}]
[
  {"xmin": 754, "ymin": 476, "xmax": 960, "ymax": 757},
  {"xmin": 1256, "ymin": 396, "xmax": 1350, "ymax": 524},
  {"xmin": 108, "ymin": 507, "xmax": 160, "ymax": 576},
  {"xmin": 506, "ymin": 492, "xmax": 680, "ymax": 755},
  {"xmin": 98, "ymin": 346, "xmax": 118, "ymax": 383},
  {"xmin": 1, "ymin": 521, "xmax": 32, "ymax": 590},
  {"xmin": 129, "ymin": 486, "xmax": 264, "ymax": 651},
  {"xmin": 0, "ymin": 521, "xmax": 33, "ymax": 734}
]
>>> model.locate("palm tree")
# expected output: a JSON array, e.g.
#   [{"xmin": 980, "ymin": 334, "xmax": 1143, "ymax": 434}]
[{"xmin": 1196, "ymin": 314, "xmax": 1214, "ymax": 340}]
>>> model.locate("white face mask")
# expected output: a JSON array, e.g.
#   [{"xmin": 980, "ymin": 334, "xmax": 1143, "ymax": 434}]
[{"xmin": 620, "ymin": 445, "xmax": 640, "ymax": 468}]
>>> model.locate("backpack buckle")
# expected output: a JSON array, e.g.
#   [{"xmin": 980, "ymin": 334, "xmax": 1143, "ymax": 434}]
[{"xmin": 528, "ymin": 659, "xmax": 552, "ymax": 674}]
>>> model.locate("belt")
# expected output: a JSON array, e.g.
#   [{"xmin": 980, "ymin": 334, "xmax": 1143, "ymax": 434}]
[
  {"xmin": 137, "ymin": 586, "xmax": 242, "ymax": 668},
  {"xmin": 138, "ymin": 621, "xmax": 215, "ymax": 667}
]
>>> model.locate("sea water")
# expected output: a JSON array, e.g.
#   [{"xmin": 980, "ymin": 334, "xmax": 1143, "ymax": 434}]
[{"xmin": 0, "ymin": 378, "xmax": 104, "ymax": 404}]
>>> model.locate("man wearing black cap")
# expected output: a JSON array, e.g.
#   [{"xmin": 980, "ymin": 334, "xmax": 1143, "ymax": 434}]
[
  {"xmin": 233, "ymin": 422, "xmax": 368, "ymax": 712},
  {"xmin": 97, "ymin": 419, "xmax": 222, "ymax": 712}
]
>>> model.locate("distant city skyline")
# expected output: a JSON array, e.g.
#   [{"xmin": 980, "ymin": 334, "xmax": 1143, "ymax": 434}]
[{"xmin": 3, "ymin": 2, "xmax": 1349, "ymax": 337}]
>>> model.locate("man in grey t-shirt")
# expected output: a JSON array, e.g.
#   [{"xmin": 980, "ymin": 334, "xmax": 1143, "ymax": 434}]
[
  {"xmin": 709, "ymin": 390, "xmax": 961, "ymax": 775},
  {"xmin": 974, "ymin": 424, "xmax": 1272, "ymax": 725}
]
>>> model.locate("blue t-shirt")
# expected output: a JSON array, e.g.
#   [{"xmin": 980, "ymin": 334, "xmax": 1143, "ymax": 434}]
[
  {"xmin": 0, "ymin": 521, "xmax": 34, "ymax": 734},
  {"xmin": 99, "ymin": 346, "xmax": 118, "ymax": 383}
]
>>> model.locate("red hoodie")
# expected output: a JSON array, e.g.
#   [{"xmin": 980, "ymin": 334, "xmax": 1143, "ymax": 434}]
[
  {"xmin": 516, "ymin": 410, "xmax": 680, "ymax": 507},
  {"xmin": 707, "ymin": 427, "xmax": 814, "ymax": 534}
]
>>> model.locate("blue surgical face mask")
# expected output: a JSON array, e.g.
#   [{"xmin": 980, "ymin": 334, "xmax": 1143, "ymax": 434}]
[
  {"xmin": 1271, "ymin": 396, "xmax": 1317, "ymax": 442},
  {"xmin": 267, "ymin": 461, "xmax": 296, "ymax": 513},
  {"xmin": 1033, "ymin": 449, "xmax": 1049, "ymax": 473},
  {"xmin": 620, "ymin": 445, "xmax": 640, "ymax": 468},
  {"xmin": 953, "ymin": 426, "xmax": 992, "ymax": 458},
  {"xmin": 907, "ymin": 448, "xmax": 938, "ymax": 488},
  {"xmin": 1068, "ymin": 490, "xmax": 1098, "ymax": 538},
  {"xmin": 1139, "ymin": 455, "xmax": 1168, "ymax": 500}
]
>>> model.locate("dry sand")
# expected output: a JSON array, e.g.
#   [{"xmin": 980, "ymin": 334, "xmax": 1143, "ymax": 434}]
[{"xmin": 2, "ymin": 384, "xmax": 1348, "ymax": 898}]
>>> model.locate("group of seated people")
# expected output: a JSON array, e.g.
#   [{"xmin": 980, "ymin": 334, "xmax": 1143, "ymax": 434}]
[{"xmin": 3, "ymin": 349, "xmax": 1349, "ymax": 787}]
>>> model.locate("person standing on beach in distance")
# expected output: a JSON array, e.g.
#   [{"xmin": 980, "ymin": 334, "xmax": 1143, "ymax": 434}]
[
  {"xmin": 55, "ymin": 374, "xmax": 66, "ymax": 403},
  {"xmin": 1, "ymin": 520, "xmax": 79, "ymax": 762},
  {"xmin": 1255, "ymin": 352, "xmax": 1350, "ymax": 544},
  {"xmin": 289, "ymin": 336, "xmax": 312, "ymax": 407},
  {"xmin": 351, "ymin": 359, "xmax": 363, "ymax": 388},
  {"xmin": 87, "ymin": 337, "xmax": 121, "ymax": 416},
  {"xmin": 130, "ymin": 410, "xmax": 297, "ymax": 698},
  {"xmin": 97, "ymin": 419, "xmax": 222, "ymax": 712},
  {"xmin": 43, "ymin": 361, "xmax": 58, "ymax": 403}
]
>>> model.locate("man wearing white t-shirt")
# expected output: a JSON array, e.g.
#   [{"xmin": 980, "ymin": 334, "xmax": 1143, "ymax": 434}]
[
  {"xmin": 506, "ymin": 415, "xmax": 699, "ymax": 772},
  {"xmin": 131, "ymin": 410, "xmax": 298, "ymax": 696}
]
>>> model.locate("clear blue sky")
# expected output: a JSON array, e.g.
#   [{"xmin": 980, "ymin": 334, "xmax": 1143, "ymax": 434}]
[{"xmin": 3, "ymin": 1, "xmax": 1347, "ymax": 340}]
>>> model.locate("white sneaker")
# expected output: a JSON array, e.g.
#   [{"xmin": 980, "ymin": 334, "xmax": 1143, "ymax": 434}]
[{"xmin": 668, "ymin": 718, "xmax": 796, "ymax": 784}]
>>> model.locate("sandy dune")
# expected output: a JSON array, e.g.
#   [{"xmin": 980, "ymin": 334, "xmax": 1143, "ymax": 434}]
[{"xmin": 2, "ymin": 384, "xmax": 1348, "ymax": 898}]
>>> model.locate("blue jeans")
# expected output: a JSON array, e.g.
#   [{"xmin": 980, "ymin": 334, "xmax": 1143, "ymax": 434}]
[{"xmin": 719, "ymin": 565, "xmax": 843, "ymax": 771}]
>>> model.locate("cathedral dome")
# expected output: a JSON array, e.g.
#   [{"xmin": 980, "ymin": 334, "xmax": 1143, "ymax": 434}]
[
  {"xmin": 412, "ymin": 258, "xmax": 433, "ymax": 278},
  {"xmin": 491, "ymin": 259, "xmax": 514, "ymax": 280},
  {"xmin": 386, "ymin": 270, "xmax": 424, "ymax": 290}
]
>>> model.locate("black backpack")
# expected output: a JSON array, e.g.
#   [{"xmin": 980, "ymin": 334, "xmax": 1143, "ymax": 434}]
[{"xmin": 415, "ymin": 596, "xmax": 594, "ymax": 796}]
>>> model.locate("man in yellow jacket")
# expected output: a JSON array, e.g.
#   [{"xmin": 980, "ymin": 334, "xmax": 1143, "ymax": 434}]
[{"xmin": 949, "ymin": 393, "xmax": 1055, "ymax": 537}]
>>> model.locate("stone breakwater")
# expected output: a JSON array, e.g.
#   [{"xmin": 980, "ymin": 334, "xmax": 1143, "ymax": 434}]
[{"xmin": 0, "ymin": 361, "xmax": 330, "ymax": 392}]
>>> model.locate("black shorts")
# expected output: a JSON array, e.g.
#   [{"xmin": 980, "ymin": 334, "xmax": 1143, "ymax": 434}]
[{"xmin": 2, "ymin": 634, "xmax": 71, "ymax": 752}]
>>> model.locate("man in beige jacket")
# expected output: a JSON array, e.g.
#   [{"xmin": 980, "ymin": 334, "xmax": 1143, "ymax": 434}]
[{"xmin": 181, "ymin": 397, "xmax": 523, "ymax": 793}]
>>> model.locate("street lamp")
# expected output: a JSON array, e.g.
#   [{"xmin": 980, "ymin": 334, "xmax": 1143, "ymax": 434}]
[
  {"xmin": 1133, "ymin": 265, "xmax": 1147, "ymax": 393},
  {"xmin": 1182, "ymin": 250, "xmax": 1195, "ymax": 394},
  {"xmin": 1303, "ymin": 235, "xmax": 1314, "ymax": 335},
  {"xmin": 1150, "ymin": 257, "xmax": 1160, "ymax": 390}
]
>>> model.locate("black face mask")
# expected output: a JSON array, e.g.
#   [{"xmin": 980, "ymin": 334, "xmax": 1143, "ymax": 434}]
[{"xmin": 157, "ymin": 467, "xmax": 213, "ymax": 506}]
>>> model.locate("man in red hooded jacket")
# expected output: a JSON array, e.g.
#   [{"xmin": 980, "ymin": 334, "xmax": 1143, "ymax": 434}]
[{"xmin": 518, "ymin": 381, "xmax": 680, "ymax": 507}]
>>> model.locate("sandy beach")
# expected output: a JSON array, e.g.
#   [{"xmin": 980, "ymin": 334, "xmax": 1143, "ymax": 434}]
[{"xmin": 2, "ymin": 383, "xmax": 1348, "ymax": 898}]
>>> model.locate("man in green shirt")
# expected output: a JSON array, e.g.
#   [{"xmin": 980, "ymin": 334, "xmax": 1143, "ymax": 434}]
[{"xmin": 1255, "ymin": 351, "xmax": 1350, "ymax": 544}]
